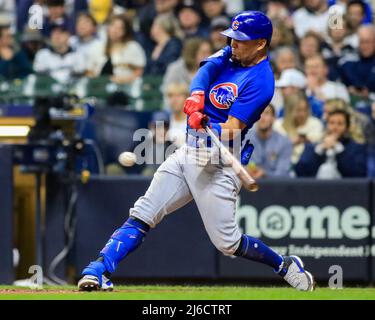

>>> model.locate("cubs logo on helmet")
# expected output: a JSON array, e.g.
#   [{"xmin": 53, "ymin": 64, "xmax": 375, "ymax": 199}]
[
  {"xmin": 209, "ymin": 83, "xmax": 238, "ymax": 109},
  {"xmin": 232, "ymin": 20, "xmax": 239, "ymax": 30}
]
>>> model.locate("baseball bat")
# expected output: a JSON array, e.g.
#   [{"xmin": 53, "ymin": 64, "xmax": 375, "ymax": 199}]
[{"xmin": 204, "ymin": 125, "xmax": 259, "ymax": 192}]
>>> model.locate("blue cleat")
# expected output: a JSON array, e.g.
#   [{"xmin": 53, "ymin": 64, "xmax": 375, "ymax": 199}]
[{"xmin": 78, "ymin": 261, "xmax": 114, "ymax": 291}]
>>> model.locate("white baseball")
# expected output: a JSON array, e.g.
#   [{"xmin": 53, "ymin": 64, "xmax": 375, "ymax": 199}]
[{"xmin": 118, "ymin": 151, "xmax": 137, "ymax": 167}]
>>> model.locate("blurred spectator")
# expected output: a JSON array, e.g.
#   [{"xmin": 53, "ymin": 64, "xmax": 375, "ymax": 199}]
[
  {"xmin": 304, "ymin": 55, "xmax": 350, "ymax": 104},
  {"xmin": 323, "ymin": 98, "xmax": 373, "ymax": 144},
  {"xmin": 273, "ymin": 68, "xmax": 324, "ymax": 118},
  {"xmin": 200, "ymin": 0, "xmax": 228, "ymax": 27},
  {"xmin": 274, "ymin": 92, "xmax": 324, "ymax": 163},
  {"xmin": 145, "ymin": 13, "xmax": 183, "ymax": 75},
  {"xmin": 165, "ymin": 82, "xmax": 188, "ymax": 147},
  {"xmin": 141, "ymin": 110, "xmax": 175, "ymax": 177},
  {"xmin": 222, "ymin": 0, "xmax": 244, "ymax": 16},
  {"xmin": 322, "ymin": 20, "xmax": 356, "ymax": 80},
  {"xmin": 338, "ymin": 25, "xmax": 375, "ymax": 99},
  {"xmin": 34, "ymin": 26, "xmax": 85, "ymax": 83},
  {"xmin": 0, "ymin": 25, "xmax": 32, "ymax": 80},
  {"xmin": 295, "ymin": 109, "xmax": 367, "ymax": 177},
  {"xmin": 69, "ymin": 12, "xmax": 103, "ymax": 64},
  {"xmin": 87, "ymin": 14, "xmax": 146, "ymax": 86},
  {"xmin": 162, "ymin": 37, "xmax": 212, "ymax": 96},
  {"xmin": 272, "ymin": 68, "xmax": 307, "ymax": 115},
  {"xmin": 292, "ymin": 0, "xmax": 330, "ymax": 39},
  {"xmin": 20, "ymin": 28, "xmax": 45, "ymax": 65},
  {"xmin": 269, "ymin": 20, "xmax": 295, "ymax": 58},
  {"xmin": 137, "ymin": 0, "xmax": 180, "ymax": 56},
  {"xmin": 0, "ymin": 0, "xmax": 15, "ymax": 28},
  {"xmin": 209, "ymin": 16, "xmax": 230, "ymax": 51},
  {"xmin": 176, "ymin": 2, "xmax": 208, "ymax": 39},
  {"xmin": 273, "ymin": 46, "xmax": 300, "ymax": 77},
  {"xmin": 299, "ymin": 31, "xmax": 322, "ymax": 64},
  {"xmin": 346, "ymin": 0, "xmax": 368, "ymax": 34},
  {"xmin": 248, "ymin": 104, "xmax": 293, "ymax": 178},
  {"xmin": 42, "ymin": 0, "xmax": 73, "ymax": 37},
  {"xmin": 266, "ymin": 0, "xmax": 294, "ymax": 28}
]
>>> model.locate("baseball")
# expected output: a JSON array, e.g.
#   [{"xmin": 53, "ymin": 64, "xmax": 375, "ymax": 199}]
[{"xmin": 118, "ymin": 151, "xmax": 137, "ymax": 167}]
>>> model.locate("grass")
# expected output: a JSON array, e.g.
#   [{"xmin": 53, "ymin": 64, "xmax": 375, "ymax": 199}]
[{"xmin": 0, "ymin": 285, "xmax": 375, "ymax": 300}]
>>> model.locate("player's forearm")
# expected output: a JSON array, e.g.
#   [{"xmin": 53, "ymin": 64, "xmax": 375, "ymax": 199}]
[{"xmin": 219, "ymin": 116, "xmax": 247, "ymax": 141}]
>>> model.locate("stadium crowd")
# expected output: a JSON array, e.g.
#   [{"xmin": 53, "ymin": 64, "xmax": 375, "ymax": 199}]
[{"xmin": 0, "ymin": 0, "xmax": 374, "ymax": 178}]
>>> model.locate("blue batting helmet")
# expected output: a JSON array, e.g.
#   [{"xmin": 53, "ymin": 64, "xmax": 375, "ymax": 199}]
[{"xmin": 221, "ymin": 11, "xmax": 273, "ymax": 43}]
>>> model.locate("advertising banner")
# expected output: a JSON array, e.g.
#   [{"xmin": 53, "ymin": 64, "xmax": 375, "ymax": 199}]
[{"xmin": 219, "ymin": 179, "xmax": 373, "ymax": 283}]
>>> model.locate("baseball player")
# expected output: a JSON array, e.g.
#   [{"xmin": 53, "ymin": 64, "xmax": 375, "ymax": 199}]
[{"xmin": 78, "ymin": 11, "xmax": 315, "ymax": 292}]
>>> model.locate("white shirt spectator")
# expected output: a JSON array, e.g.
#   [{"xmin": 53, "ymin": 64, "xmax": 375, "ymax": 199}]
[
  {"xmin": 87, "ymin": 40, "xmax": 146, "ymax": 78},
  {"xmin": 292, "ymin": 7, "xmax": 330, "ymax": 39},
  {"xmin": 69, "ymin": 35, "xmax": 104, "ymax": 66},
  {"xmin": 34, "ymin": 48, "xmax": 86, "ymax": 84},
  {"xmin": 307, "ymin": 80, "xmax": 350, "ymax": 102}
]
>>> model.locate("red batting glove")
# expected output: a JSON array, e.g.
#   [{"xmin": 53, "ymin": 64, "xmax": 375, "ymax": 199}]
[
  {"xmin": 188, "ymin": 111, "xmax": 209, "ymax": 130},
  {"xmin": 183, "ymin": 91, "xmax": 205, "ymax": 116}
]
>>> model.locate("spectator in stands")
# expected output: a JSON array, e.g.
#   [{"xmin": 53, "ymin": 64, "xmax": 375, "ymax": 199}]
[
  {"xmin": 248, "ymin": 104, "xmax": 293, "ymax": 178},
  {"xmin": 346, "ymin": 0, "xmax": 368, "ymax": 34},
  {"xmin": 323, "ymin": 98, "xmax": 374, "ymax": 144},
  {"xmin": 274, "ymin": 46, "xmax": 300, "ymax": 77},
  {"xmin": 272, "ymin": 68, "xmax": 307, "ymax": 116},
  {"xmin": 70, "ymin": 12, "xmax": 103, "ymax": 64},
  {"xmin": 0, "ymin": 25, "xmax": 32, "ymax": 80},
  {"xmin": 137, "ymin": 0, "xmax": 180, "ymax": 56},
  {"xmin": 305, "ymin": 55, "xmax": 350, "ymax": 104},
  {"xmin": 201, "ymin": 0, "xmax": 228, "ymax": 28},
  {"xmin": 165, "ymin": 82, "xmax": 188, "ymax": 148},
  {"xmin": 0, "ymin": 0, "xmax": 15, "ymax": 28},
  {"xmin": 33, "ymin": 25, "xmax": 85, "ymax": 84},
  {"xmin": 162, "ymin": 37, "xmax": 212, "ymax": 96},
  {"xmin": 145, "ymin": 13, "xmax": 183, "ymax": 75},
  {"xmin": 295, "ymin": 109, "xmax": 367, "ymax": 178},
  {"xmin": 292, "ymin": 0, "xmax": 330, "ymax": 39},
  {"xmin": 338, "ymin": 25, "xmax": 375, "ymax": 99},
  {"xmin": 20, "ymin": 28, "xmax": 45, "ymax": 65},
  {"xmin": 266, "ymin": 0, "xmax": 294, "ymax": 29},
  {"xmin": 177, "ymin": 2, "xmax": 208, "ymax": 39},
  {"xmin": 274, "ymin": 91, "xmax": 324, "ymax": 163},
  {"xmin": 141, "ymin": 110, "xmax": 175, "ymax": 177},
  {"xmin": 42, "ymin": 0, "xmax": 73, "ymax": 37},
  {"xmin": 269, "ymin": 20, "xmax": 295, "ymax": 58},
  {"xmin": 209, "ymin": 16, "xmax": 230, "ymax": 51},
  {"xmin": 299, "ymin": 32, "xmax": 322, "ymax": 64},
  {"xmin": 322, "ymin": 20, "xmax": 356, "ymax": 80},
  {"xmin": 88, "ymin": 14, "xmax": 146, "ymax": 87}
]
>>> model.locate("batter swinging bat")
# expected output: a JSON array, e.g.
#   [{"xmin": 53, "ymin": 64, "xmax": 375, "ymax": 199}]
[{"xmin": 204, "ymin": 125, "xmax": 259, "ymax": 192}]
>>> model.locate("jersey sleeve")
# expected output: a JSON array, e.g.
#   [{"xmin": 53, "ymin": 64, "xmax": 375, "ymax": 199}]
[{"xmin": 229, "ymin": 78, "xmax": 274, "ymax": 127}]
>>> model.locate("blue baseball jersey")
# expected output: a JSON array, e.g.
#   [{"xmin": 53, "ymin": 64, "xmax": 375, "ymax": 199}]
[{"xmin": 189, "ymin": 50, "xmax": 275, "ymax": 143}]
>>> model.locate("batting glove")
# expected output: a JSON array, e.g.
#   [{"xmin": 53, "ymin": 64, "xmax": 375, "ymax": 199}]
[
  {"xmin": 188, "ymin": 112, "xmax": 222, "ymax": 137},
  {"xmin": 183, "ymin": 91, "xmax": 205, "ymax": 116}
]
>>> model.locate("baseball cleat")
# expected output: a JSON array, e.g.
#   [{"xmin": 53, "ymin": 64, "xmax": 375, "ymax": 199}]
[
  {"xmin": 78, "ymin": 274, "xmax": 114, "ymax": 292},
  {"xmin": 278, "ymin": 255, "xmax": 315, "ymax": 291}
]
